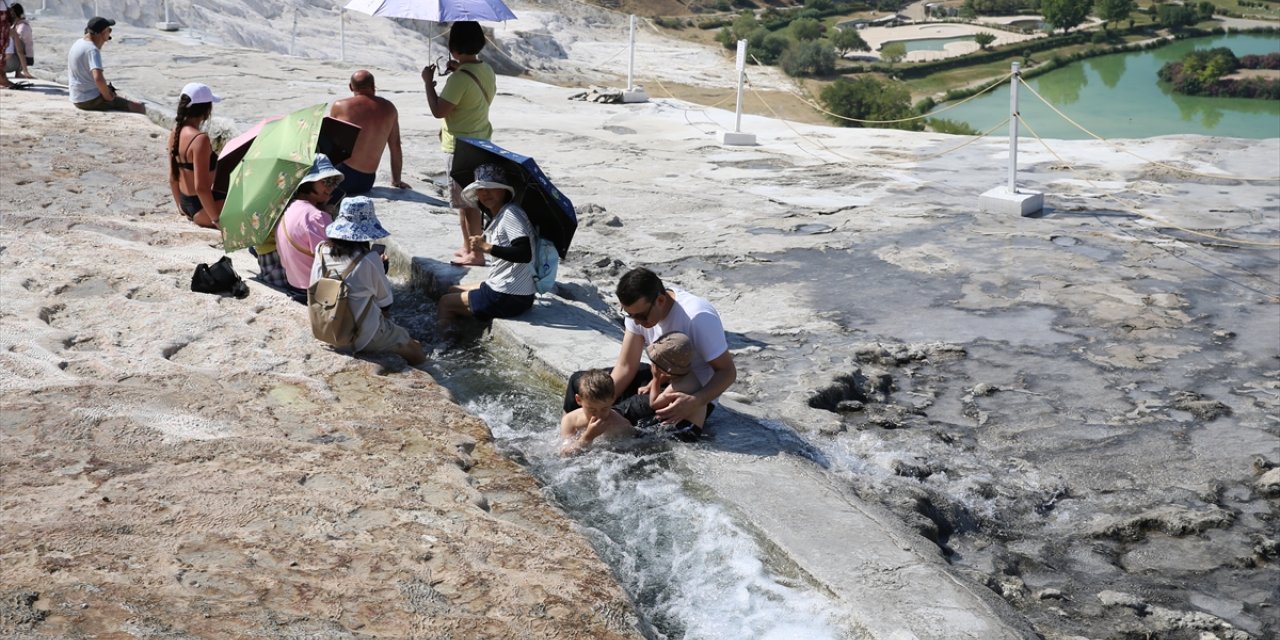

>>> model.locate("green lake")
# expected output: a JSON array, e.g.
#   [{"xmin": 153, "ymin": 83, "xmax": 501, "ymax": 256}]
[{"xmin": 934, "ymin": 32, "xmax": 1280, "ymax": 139}]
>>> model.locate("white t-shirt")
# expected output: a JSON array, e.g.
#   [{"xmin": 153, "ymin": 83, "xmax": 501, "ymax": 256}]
[
  {"xmin": 308, "ymin": 244, "xmax": 392, "ymax": 353},
  {"xmin": 67, "ymin": 38, "xmax": 103, "ymax": 104},
  {"xmin": 624, "ymin": 288, "xmax": 728, "ymax": 387},
  {"xmin": 484, "ymin": 202, "xmax": 536, "ymax": 296}
]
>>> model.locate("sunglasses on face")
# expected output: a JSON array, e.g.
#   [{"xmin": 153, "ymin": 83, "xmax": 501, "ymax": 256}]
[{"xmin": 622, "ymin": 297, "xmax": 656, "ymax": 322}]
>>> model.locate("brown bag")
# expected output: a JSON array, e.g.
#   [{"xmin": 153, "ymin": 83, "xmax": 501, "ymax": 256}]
[{"xmin": 308, "ymin": 251, "xmax": 371, "ymax": 348}]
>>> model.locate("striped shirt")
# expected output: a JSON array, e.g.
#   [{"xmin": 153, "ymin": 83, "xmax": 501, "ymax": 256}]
[{"xmin": 484, "ymin": 202, "xmax": 535, "ymax": 296}]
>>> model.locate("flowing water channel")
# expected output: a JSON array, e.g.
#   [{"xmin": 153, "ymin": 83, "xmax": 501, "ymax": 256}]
[
  {"xmin": 935, "ymin": 32, "xmax": 1280, "ymax": 139},
  {"xmin": 394, "ymin": 292, "xmax": 861, "ymax": 640}
]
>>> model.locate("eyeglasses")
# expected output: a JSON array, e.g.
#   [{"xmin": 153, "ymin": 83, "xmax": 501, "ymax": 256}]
[
  {"xmin": 621, "ymin": 297, "xmax": 656, "ymax": 323},
  {"xmin": 322, "ymin": 176, "xmax": 343, "ymax": 187},
  {"xmin": 434, "ymin": 56, "xmax": 454, "ymax": 76}
]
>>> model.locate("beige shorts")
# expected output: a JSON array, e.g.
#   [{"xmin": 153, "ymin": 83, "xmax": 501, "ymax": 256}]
[
  {"xmin": 445, "ymin": 153, "xmax": 465, "ymax": 208},
  {"xmin": 359, "ymin": 316, "xmax": 414, "ymax": 354}
]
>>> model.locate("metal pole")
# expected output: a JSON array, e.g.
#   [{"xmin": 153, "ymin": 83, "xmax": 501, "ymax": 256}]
[
  {"xmin": 339, "ymin": 8, "xmax": 345, "ymax": 63},
  {"xmin": 1008, "ymin": 61, "xmax": 1020, "ymax": 193},
  {"xmin": 627, "ymin": 15, "xmax": 636, "ymax": 91},
  {"xmin": 95, "ymin": 1, "xmax": 100, "ymax": 16},
  {"xmin": 165, "ymin": 0, "xmax": 171, "ymax": 23},
  {"xmin": 290, "ymin": 9, "xmax": 298, "ymax": 57},
  {"xmin": 734, "ymin": 39, "xmax": 747, "ymax": 133}
]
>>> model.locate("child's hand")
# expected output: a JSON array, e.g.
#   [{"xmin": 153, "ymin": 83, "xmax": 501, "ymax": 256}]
[{"xmin": 560, "ymin": 437, "xmax": 587, "ymax": 457}]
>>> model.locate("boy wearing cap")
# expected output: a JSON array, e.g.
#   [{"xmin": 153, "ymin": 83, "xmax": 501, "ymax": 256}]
[
  {"xmin": 67, "ymin": 17, "xmax": 144, "ymax": 113},
  {"xmin": 645, "ymin": 332, "xmax": 707, "ymax": 438},
  {"xmin": 276, "ymin": 154, "xmax": 345, "ymax": 290},
  {"xmin": 310, "ymin": 197, "xmax": 425, "ymax": 365}
]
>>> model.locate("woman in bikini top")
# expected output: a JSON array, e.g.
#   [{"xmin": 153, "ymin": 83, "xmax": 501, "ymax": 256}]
[{"xmin": 167, "ymin": 82, "xmax": 224, "ymax": 229}]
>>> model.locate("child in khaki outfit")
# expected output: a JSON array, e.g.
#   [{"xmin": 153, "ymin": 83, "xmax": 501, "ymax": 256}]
[{"xmin": 644, "ymin": 332, "xmax": 706, "ymax": 438}]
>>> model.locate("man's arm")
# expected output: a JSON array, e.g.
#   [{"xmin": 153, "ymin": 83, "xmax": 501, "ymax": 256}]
[
  {"xmin": 610, "ymin": 331, "xmax": 646, "ymax": 403},
  {"xmin": 654, "ymin": 350, "xmax": 736, "ymax": 423},
  {"xmin": 91, "ymin": 68, "xmax": 113, "ymax": 101},
  {"xmin": 388, "ymin": 117, "xmax": 408, "ymax": 188}
]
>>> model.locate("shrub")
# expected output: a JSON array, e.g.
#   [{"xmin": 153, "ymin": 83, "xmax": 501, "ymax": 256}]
[
  {"xmin": 781, "ymin": 40, "xmax": 837, "ymax": 76},
  {"xmin": 928, "ymin": 118, "xmax": 981, "ymax": 135},
  {"xmin": 975, "ymin": 32, "xmax": 997, "ymax": 49},
  {"xmin": 820, "ymin": 76, "xmax": 924, "ymax": 130},
  {"xmin": 792, "ymin": 17, "xmax": 824, "ymax": 41}
]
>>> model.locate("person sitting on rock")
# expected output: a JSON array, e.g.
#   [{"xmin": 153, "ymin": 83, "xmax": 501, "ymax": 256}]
[
  {"xmin": 66, "ymin": 17, "xmax": 144, "ymax": 113},
  {"xmin": 276, "ymin": 154, "xmax": 344, "ymax": 291},
  {"xmin": 559, "ymin": 368, "xmax": 633, "ymax": 456},
  {"xmin": 437, "ymin": 163, "xmax": 536, "ymax": 329},
  {"xmin": 310, "ymin": 196, "xmax": 425, "ymax": 365}
]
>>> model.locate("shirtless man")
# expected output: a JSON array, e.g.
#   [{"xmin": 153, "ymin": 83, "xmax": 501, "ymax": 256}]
[{"xmin": 328, "ymin": 70, "xmax": 409, "ymax": 195}]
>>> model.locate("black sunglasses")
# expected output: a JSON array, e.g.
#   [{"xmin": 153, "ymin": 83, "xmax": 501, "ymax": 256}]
[{"xmin": 622, "ymin": 296, "xmax": 657, "ymax": 322}]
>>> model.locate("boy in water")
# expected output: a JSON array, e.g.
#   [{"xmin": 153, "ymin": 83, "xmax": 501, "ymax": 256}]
[
  {"xmin": 644, "ymin": 332, "xmax": 706, "ymax": 440},
  {"xmin": 559, "ymin": 368, "xmax": 632, "ymax": 456}
]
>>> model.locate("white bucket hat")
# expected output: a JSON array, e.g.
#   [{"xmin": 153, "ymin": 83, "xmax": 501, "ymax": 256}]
[
  {"xmin": 300, "ymin": 153, "xmax": 344, "ymax": 185},
  {"xmin": 326, "ymin": 196, "xmax": 390, "ymax": 242},
  {"xmin": 180, "ymin": 82, "xmax": 223, "ymax": 106},
  {"xmin": 461, "ymin": 163, "xmax": 515, "ymax": 209}
]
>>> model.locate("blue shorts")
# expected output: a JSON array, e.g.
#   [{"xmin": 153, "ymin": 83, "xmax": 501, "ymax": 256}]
[
  {"xmin": 337, "ymin": 163, "xmax": 376, "ymax": 195},
  {"xmin": 468, "ymin": 281, "xmax": 534, "ymax": 321}
]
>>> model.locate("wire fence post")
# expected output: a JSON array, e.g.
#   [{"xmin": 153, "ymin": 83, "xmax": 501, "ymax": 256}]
[
  {"xmin": 979, "ymin": 61, "xmax": 1043, "ymax": 215},
  {"xmin": 290, "ymin": 8, "xmax": 298, "ymax": 57},
  {"xmin": 719, "ymin": 39, "xmax": 756, "ymax": 146},
  {"xmin": 339, "ymin": 8, "xmax": 346, "ymax": 63},
  {"xmin": 620, "ymin": 15, "xmax": 648, "ymax": 102},
  {"xmin": 156, "ymin": 0, "xmax": 180, "ymax": 32},
  {"xmin": 1008, "ymin": 61, "xmax": 1020, "ymax": 192}
]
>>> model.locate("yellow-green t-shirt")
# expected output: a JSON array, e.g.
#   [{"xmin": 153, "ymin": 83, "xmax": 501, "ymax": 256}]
[{"xmin": 439, "ymin": 61, "xmax": 496, "ymax": 153}]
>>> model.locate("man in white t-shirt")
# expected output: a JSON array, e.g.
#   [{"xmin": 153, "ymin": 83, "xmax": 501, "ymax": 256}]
[
  {"xmin": 562, "ymin": 267, "xmax": 737, "ymax": 439},
  {"xmin": 67, "ymin": 17, "xmax": 144, "ymax": 113}
]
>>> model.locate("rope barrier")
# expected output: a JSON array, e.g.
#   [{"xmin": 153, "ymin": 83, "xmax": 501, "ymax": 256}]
[
  {"xmin": 777, "ymin": 63, "xmax": 1015, "ymax": 125},
  {"xmin": 742, "ymin": 75, "xmax": 1012, "ymax": 166},
  {"xmin": 1017, "ymin": 77, "xmax": 1280, "ymax": 183},
  {"xmin": 1018, "ymin": 115, "xmax": 1280, "ymax": 249}
]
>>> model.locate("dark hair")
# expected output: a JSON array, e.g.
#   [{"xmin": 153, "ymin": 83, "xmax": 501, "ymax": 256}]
[
  {"xmin": 616, "ymin": 267, "xmax": 664, "ymax": 306},
  {"xmin": 576, "ymin": 368, "xmax": 615, "ymax": 403},
  {"xmin": 293, "ymin": 181, "xmax": 319, "ymax": 200},
  {"xmin": 11, "ymin": 4, "xmax": 24, "ymax": 19},
  {"xmin": 448, "ymin": 21, "xmax": 485, "ymax": 56},
  {"xmin": 325, "ymin": 238, "xmax": 370, "ymax": 258},
  {"xmin": 169, "ymin": 94, "xmax": 214, "ymax": 181}
]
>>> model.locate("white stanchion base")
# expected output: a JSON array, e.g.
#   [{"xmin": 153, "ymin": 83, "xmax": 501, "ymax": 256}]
[
  {"xmin": 980, "ymin": 185, "xmax": 1043, "ymax": 217},
  {"xmin": 719, "ymin": 131, "xmax": 757, "ymax": 146},
  {"xmin": 621, "ymin": 88, "xmax": 649, "ymax": 103},
  {"xmin": 155, "ymin": 22, "xmax": 180, "ymax": 31}
]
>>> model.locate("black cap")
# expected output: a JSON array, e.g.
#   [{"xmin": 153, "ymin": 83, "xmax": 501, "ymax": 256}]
[{"xmin": 86, "ymin": 17, "xmax": 115, "ymax": 34}]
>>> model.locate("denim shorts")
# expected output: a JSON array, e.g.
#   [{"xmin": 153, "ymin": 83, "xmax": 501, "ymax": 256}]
[{"xmin": 468, "ymin": 281, "xmax": 534, "ymax": 321}]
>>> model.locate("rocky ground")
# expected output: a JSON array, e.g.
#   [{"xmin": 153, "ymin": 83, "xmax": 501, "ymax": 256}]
[{"xmin": 0, "ymin": 95, "xmax": 642, "ymax": 639}]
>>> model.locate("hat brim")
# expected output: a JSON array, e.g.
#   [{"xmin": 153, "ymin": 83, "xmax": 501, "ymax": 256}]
[
  {"xmin": 461, "ymin": 181, "xmax": 514, "ymax": 209},
  {"xmin": 300, "ymin": 168, "xmax": 344, "ymax": 184}
]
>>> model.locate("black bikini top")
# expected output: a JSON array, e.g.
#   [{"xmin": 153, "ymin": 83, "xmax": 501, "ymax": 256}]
[{"xmin": 175, "ymin": 132, "xmax": 218, "ymax": 171}]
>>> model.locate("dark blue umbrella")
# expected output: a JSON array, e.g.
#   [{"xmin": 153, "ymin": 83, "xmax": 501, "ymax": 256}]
[{"xmin": 452, "ymin": 137, "xmax": 576, "ymax": 258}]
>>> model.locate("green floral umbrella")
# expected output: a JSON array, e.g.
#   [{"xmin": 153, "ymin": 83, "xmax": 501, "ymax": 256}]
[{"xmin": 220, "ymin": 103, "xmax": 327, "ymax": 253}]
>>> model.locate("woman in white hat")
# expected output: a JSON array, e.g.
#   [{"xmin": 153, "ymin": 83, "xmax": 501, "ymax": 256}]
[
  {"xmin": 167, "ymin": 82, "xmax": 224, "ymax": 229},
  {"xmin": 437, "ymin": 163, "xmax": 537, "ymax": 328},
  {"xmin": 276, "ymin": 154, "xmax": 344, "ymax": 291},
  {"xmin": 310, "ymin": 197, "xmax": 425, "ymax": 365}
]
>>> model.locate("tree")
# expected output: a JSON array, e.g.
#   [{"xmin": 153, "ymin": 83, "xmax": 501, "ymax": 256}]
[
  {"xmin": 1095, "ymin": 0, "xmax": 1135, "ymax": 29},
  {"xmin": 831, "ymin": 27, "xmax": 871, "ymax": 56},
  {"xmin": 1040, "ymin": 0, "xmax": 1093, "ymax": 34},
  {"xmin": 780, "ymin": 40, "xmax": 837, "ymax": 76},
  {"xmin": 819, "ymin": 76, "xmax": 923, "ymax": 131},
  {"xmin": 746, "ymin": 28, "xmax": 790, "ymax": 64},
  {"xmin": 792, "ymin": 17, "xmax": 824, "ymax": 41},
  {"xmin": 880, "ymin": 41, "xmax": 907, "ymax": 66},
  {"xmin": 1156, "ymin": 3, "xmax": 1200, "ymax": 29},
  {"xmin": 805, "ymin": 0, "xmax": 835, "ymax": 10},
  {"xmin": 974, "ymin": 32, "xmax": 997, "ymax": 49}
]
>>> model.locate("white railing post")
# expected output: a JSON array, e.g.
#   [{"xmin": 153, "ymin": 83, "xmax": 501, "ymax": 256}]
[
  {"xmin": 627, "ymin": 15, "xmax": 636, "ymax": 90},
  {"xmin": 290, "ymin": 8, "xmax": 298, "ymax": 57},
  {"xmin": 979, "ymin": 60, "xmax": 1042, "ymax": 216},
  {"xmin": 1008, "ymin": 61, "xmax": 1020, "ymax": 193},
  {"xmin": 339, "ymin": 8, "xmax": 346, "ymax": 63},
  {"xmin": 718, "ymin": 39, "xmax": 755, "ymax": 145},
  {"xmin": 734, "ymin": 39, "xmax": 746, "ymax": 133}
]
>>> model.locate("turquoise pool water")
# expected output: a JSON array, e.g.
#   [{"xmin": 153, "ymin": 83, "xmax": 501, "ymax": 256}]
[{"xmin": 932, "ymin": 32, "xmax": 1280, "ymax": 139}]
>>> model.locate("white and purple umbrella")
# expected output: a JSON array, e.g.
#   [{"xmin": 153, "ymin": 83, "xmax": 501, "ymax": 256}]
[{"xmin": 344, "ymin": 0, "xmax": 516, "ymax": 22}]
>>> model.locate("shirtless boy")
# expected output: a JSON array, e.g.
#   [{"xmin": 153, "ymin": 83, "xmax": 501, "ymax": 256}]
[
  {"xmin": 559, "ymin": 369, "xmax": 632, "ymax": 456},
  {"xmin": 328, "ymin": 70, "xmax": 409, "ymax": 194}
]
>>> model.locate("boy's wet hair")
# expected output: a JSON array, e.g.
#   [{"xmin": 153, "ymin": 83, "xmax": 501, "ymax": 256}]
[
  {"xmin": 616, "ymin": 267, "xmax": 664, "ymax": 306},
  {"xmin": 576, "ymin": 368, "xmax": 614, "ymax": 403}
]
